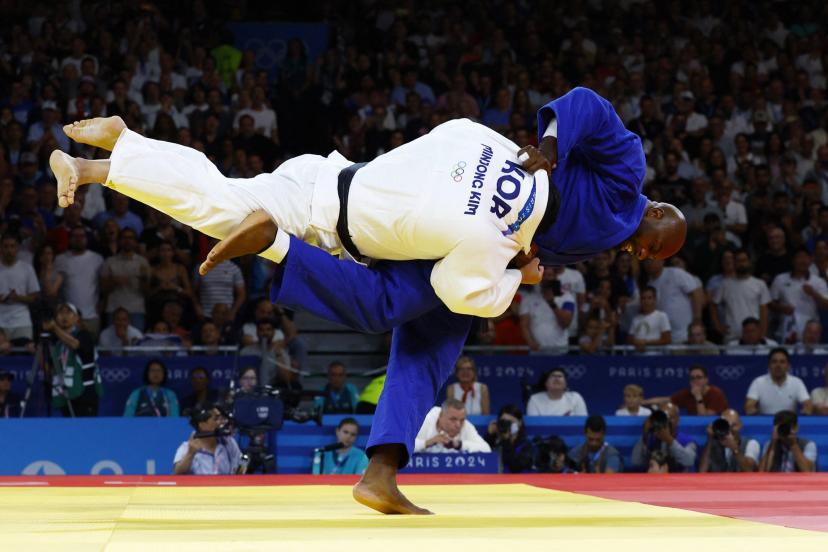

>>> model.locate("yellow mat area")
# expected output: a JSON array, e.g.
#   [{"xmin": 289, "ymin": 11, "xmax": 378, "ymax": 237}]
[{"xmin": 2, "ymin": 483, "xmax": 827, "ymax": 551}]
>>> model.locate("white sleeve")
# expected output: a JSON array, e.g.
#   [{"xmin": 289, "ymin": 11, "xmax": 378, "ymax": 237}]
[
  {"xmin": 658, "ymin": 312, "xmax": 672, "ymax": 333},
  {"xmin": 746, "ymin": 377, "xmax": 760, "ymax": 401},
  {"xmin": 758, "ymin": 280, "xmax": 771, "ymax": 305},
  {"xmin": 680, "ymin": 269, "xmax": 700, "ymax": 294},
  {"xmin": 812, "ymin": 277, "xmax": 828, "ymax": 298},
  {"xmin": 527, "ymin": 394, "xmax": 541, "ymax": 416},
  {"xmin": 744, "ymin": 439, "xmax": 760, "ymax": 463},
  {"xmin": 796, "ymin": 379, "xmax": 811, "ymax": 403},
  {"xmin": 571, "ymin": 392, "xmax": 588, "ymax": 415},
  {"xmin": 25, "ymin": 264, "xmax": 40, "ymax": 294},
  {"xmin": 804, "ymin": 441, "xmax": 818, "ymax": 462},
  {"xmin": 173, "ymin": 442, "xmax": 190, "ymax": 465},
  {"xmin": 414, "ymin": 409, "xmax": 438, "ymax": 453},
  {"xmin": 769, "ymin": 275, "xmax": 783, "ymax": 300},
  {"xmin": 460, "ymin": 422, "xmax": 492, "ymax": 453},
  {"xmin": 543, "ymin": 118, "xmax": 558, "ymax": 138},
  {"xmin": 430, "ymin": 228, "xmax": 522, "ymax": 318},
  {"xmin": 736, "ymin": 204, "xmax": 747, "ymax": 224}
]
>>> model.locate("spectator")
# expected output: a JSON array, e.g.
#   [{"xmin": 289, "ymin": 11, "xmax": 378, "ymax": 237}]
[
  {"xmin": 632, "ymin": 404, "xmax": 697, "ymax": 473},
  {"xmin": 35, "ymin": 244, "xmax": 64, "ymax": 318},
  {"xmin": 645, "ymin": 365, "xmax": 728, "ymax": 415},
  {"xmin": 755, "ymin": 226, "xmax": 792, "ymax": 285},
  {"xmin": 195, "ymin": 320, "xmax": 222, "ymax": 354},
  {"xmin": 0, "ymin": 370, "xmax": 21, "ymax": 418},
  {"xmin": 526, "ymin": 368, "xmax": 588, "ymax": 416},
  {"xmin": 627, "ymin": 286, "xmax": 672, "ymax": 352},
  {"xmin": 615, "ymin": 384, "xmax": 651, "ymax": 417},
  {"xmin": 317, "ymin": 361, "xmax": 360, "ymax": 414},
  {"xmin": 484, "ymin": 404, "xmax": 533, "ymax": 473},
  {"xmin": 0, "ymin": 233, "xmax": 39, "ymax": 345},
  {"xmin": 710, "ymin": 250, "xmax": 771, "ymax": 342},
  {"xmin": 193, "ymin": 256, "xmax": 245, "ymax": 321},
  {"xmin": 795, "ymin": 320, "xmax": 828, "ymax": 354},
  {"xmin": 519, "ymin": 277, "xmax": 576, "ymax": 352},
  {"xmin": 100, "ymin": 227, "xmax": 150, "ymax": 331},
  {"xmin": 759, "ymin": 410, "xmax": 817, "ymax": 473},
  {"xmin": 237, "ymin": 366, "xmax": 258, "ymax": 394},
  {"xmin": 312, "ymin": 417, "xmax": 369, "ymax": 475},
  {"xmin": 745, "ymin": 347, "xmax": 812, "ymax": 415},
  {"xmin": 578, "ymin": 314, "xmax": 615, "ymax": 353},
  {"xmin": 180, "ymin": 366, "xmax": 218, "ymax": 417},
  {"xmin": 93, "ymin": 191, "xmax": 144, "ymax": 235},
  {"xmin": 147, "ymin": 240, "xmax": 196, "ymax": 319},
  {"xmin": 98, "ymin": 306, "xmax": 143, "ymax": 351},
  {"xmin": 677, "ymin": 321, "xmax": 719, "ymax": 355},
  {"xmin": 240, "ymin": 318, "xmax": 290, "ymax": 386},
  {"xmin": 414, "ymin": 398, "xmax": 491, "ymax": 454},
  {"xmin": 43, "ymin": 303, "xmax": 102, "ymax": 417},
  {"xmin": 810, "ymin": 365, "xmax": 828, "ymax": 415},
  {"xmin": 699, "ymin": 409, "xmax": 759, "ymax": 473},
  {"xmin": 54, "ymin": 226, "xmax": 104, "ymax": 336},
  {"xmin": 355, "ymin": 372, "xmax": 385, "ymax": 414},
  {"xmin": 173, "ymin": 406, "xmax": 242, "ymax": 475},
  {"xmin": 642, "ymin": 259, "xmax": 703, "ymax": 343},
  {"xmin": 567, "ymin": 415, "xmax": 623, "ymax": 473},
  {"xmin": 124, "ymin": 359, "xmax": 180, "ymax": 417},
  {"xmin": 445, "ymin": 356, "xmax": 490, "ymax": 415},
  {"xmin": 726, "ymin": 317, "xmax": 779, "ymax": 354},
  {"xmin": 769, "ymin": 248, "xmax": 828, "ymax": 343}
]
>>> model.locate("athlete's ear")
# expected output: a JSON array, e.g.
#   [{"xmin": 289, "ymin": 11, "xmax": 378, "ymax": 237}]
[{"xmin": 646, "ymin": 206, "xmax": 665, "ymax": 219}]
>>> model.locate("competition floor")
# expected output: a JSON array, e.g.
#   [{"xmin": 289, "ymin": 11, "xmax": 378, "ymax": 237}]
[{"xmin": 2, "ymin": 473, "xmax": 828, "ymax": 551}]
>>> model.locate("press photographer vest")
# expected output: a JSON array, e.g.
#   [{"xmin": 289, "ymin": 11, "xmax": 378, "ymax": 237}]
[
  {"xmin": 770, "ymin": 438, "xmax": 812, "ymax": 472},
  {"xmin": 49, "ymin": 335, "xmax": 103, "ymax": 407},
  {"xmin": 707, "ymin": 438, "xmax": 750, "ymax": 472}
]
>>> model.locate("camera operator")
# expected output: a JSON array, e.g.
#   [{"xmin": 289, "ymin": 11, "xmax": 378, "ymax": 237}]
[
  {"xmin": 568, "ymin": 415, "xmax": 623, "ymax": 473},
  {"xmin": 532, "ymin": 435, "xmax": 576, "ymax": 473},
  {"xmin": 632, "ymin": 403, "xmax": 697, "ymax": 472},
  {"xmin": 699, "ymin": 409, "xmax": 759, "ymax": 472},
  {"xmin": 42, "ymin": 302, "xmax": 102, "ymax": 417},
  {"xmin": 173, "ymin": 406, "xmax": 242, "ymax": 475},
  {"xmin": 485, "ymin": 405, "xmax": 533, "ymax": 473},
  {"xmin": 759, "ymin": 410, "xmax": 817, "ymax": 472}
]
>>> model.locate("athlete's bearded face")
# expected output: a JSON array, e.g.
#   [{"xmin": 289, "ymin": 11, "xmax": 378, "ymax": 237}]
[{"xmin": 620, "ymin": 202, "xmax": 686, "ymax": 261}]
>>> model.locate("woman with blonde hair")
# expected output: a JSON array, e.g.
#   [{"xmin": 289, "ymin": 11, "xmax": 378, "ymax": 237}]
[{"xmin": 446, "ymin": 356, "xmax": 490, "ymax": 415}]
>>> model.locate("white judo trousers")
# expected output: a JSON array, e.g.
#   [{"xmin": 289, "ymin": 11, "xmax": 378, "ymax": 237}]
[{"xmin": 105, "ymin": 119, "xmax": 548, "ymax": 318}]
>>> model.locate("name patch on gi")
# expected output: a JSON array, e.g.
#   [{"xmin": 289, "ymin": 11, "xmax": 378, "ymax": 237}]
[{"xmin": 464, "ymin": 143, "xmax": 493, "ymax": 215}]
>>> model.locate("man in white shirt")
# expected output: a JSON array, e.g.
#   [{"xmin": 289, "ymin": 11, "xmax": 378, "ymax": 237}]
[
  {"xmin": 627, "ymin": 286, "xmax": 672, "ymax": 352},
  {"xmin": 745, "ymin": 347, "xmax": 813, "ymax": 415},
  {"xmin": 98, "ymin": 307, "xmax": 143, "ymax": 352},
  {"xmin": 413, "ymin": 399, "xmax": 491, "ymax": 454},
  {"xmin": 0, "ymin": 234, "xmax": 40, "ymax": 341},
  {"xmin": 54, "ymin": 226, "xmax": 104, "ymax": 336},
  {"xmin": 810, "ymin": 365, "xmax": 828, "ymax": 415},
  {"xmin": 519, "ymin": 278, "xmax": 576, "ymax": 351},
  {"xmin": 726, "ymin": 317, "xmax": 778, "ymax": 355},
  {"xmin": 770, "ymin": 248, "xmax": 828, "ymax": 343},
  {"xmin": 643, "ymin": 259, "xmax": 703, "ymax": 343},
  {"xmin": 551, "ymin": 266, "xmax": 585, "ymax": 338},
  {"xmin": 711, "ymin": 250, "xmax": 771, "ymax": 341},
  {"xmin": 233, "ymin": 85, "xmax": 278, "ymax": 139}
]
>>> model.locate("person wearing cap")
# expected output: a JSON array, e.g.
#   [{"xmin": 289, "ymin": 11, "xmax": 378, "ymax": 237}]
[
  {"xmin": 42, "ymin": 302, "xmax": 103, "ymax": 417},
  {"xmin": 27, "ymin": 100, "xmax": 69, "ymax": 152},
  {"xmin": 0, "ymin": 233, "xmax": 40, "ymax": 344},
  {"xmin": 0, "ymin": 370, "xmax": 21, "ymax": 418},
  {"xmin": 173, "ymin": 406, "xmax": 242, "ymax": 475}
]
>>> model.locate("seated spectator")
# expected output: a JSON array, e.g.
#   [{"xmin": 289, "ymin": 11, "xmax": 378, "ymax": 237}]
[
  {"xmin": 124, "ymin": 359, "xmax": 180, "ymax": 417},
  {"xmin": 180, "ymin": 366, "xmax": 218, "ymax": 417},
  {"xmin": 627, "ymin": 286, "xmax": 672, "ymax": 353},
  {"xmin": 745, "ymin": 347, "xmax": 812, "ymax": 415},
  {"xmin": 414, "ymin": 398, "xmax": 491, "ymax": 454},
  {"xmin": 484, "ymin": 404, "xmax": 533, "ymax": 473},
  {"xmin": 568, "ymin": 415, "xmax": 623, "ymax": 473},
  {"xmin": 0, "ymin": 233, "xmax": 40, "ymax": 346},
  {"xmin": 811, "ymin": 364, "xmax": 828, "ymax": 415},
  {"xmin": 615, "ymin": 384, "xmax": 651, "ymax": 417},
  {"xmin": 445, "ymin": 356, "xmax": 490, "ymax": 415},
  {"xmin": 794, "ymin": 320, "xmax": 828, "ymax": 354},
  {"xmin": 316, "ymin": 361, "xmax": 360, "ymax": 414},
  {"xmin": 135, "ymin": 320, "xmax": 185, "ymax": 352},
  {"xmin": 519, "ymin": 277, "xmax": 576, "ymax": 352},
  {"xmin": 240, "ymin": 298, "xmax": 285, "ymax": 347},
  {"xmin": 526, "ymin": 368, "xmax": 588, "ymax": 416},
  {"xmin": 699, "ymin": 409, "xmax": 759, "ymax": 473},
  {"xmin": 195, "ymin": 320, "xmax": 222, "ymax": 354},
  {"xmin": 98, "ymin": 307, "xmax": 143, "ymax": 351},
  {"xmin": 675, "ymin": 322, "xmax": 719, "ymax": 355},
  {"xmin": 726, "ymin": 317, "xmax": 778, "ymax": 355},
  {"xmin": 0, "ymin": 370, "xmax": 21, "ymax": 418},
  {"xmin": 173, "ymin": 406, "xmax": 242, "ymax": 475},
  {"xmin": 578, "ymin": 314, "xmax": 615, "ymax": 354},
  {"xmin": 312, "ymin": 417, "xmax": 369, "ymax": 475},
  {"xmin": 160, "ymin": 299, "xmax": 191, "ymax": 343},
  {"xmin": 631, "ymin": 403, "xmax": 697, "ymax": 473},
  {"xmin": 759, "ymin": 410, "xmax": 817, "ymax": 473},
  {"xmin": 644, "ymin": 365, "xmax": 728, "ymax": 415},
  {"xmin": 237, "ymin": 366, "xmax": 258, "ymax": 394}
]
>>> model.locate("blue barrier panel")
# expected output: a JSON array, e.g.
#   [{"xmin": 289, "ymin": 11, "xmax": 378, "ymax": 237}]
[
  {"xmin": 470, "ymin": 355, "xmax": 828, "ymax": 416},
  {"xmin": 401, "ymin": 453, "xmax": 499, "ymax": 474}
]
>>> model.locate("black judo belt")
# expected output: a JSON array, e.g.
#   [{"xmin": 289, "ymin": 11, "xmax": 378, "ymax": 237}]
[{"xmin": 336, "ymin": 162, "xmax": 367, "ymax": 262}]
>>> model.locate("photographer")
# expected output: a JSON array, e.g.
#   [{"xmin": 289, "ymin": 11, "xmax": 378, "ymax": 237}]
[
  {"xmin": 568, "ymin": 415, "xmax": 623, "ymax": 473},
  {"xmin": 43, "ymin": 303, "xmax": 103, "ymax": 417},
  {"xmin": 414, "ymin": 398, "xmax": 491, "ymax": 453},
  {"xmin": 485, "ymin": 405, "xmax": 533, "ymax": 473},
  {"xmin": 173, "ymin": 406, "xmax": 242, "ymax": 475},
  {"xmin": 533, "ymin": 435, "xmax": 576, "ymax": 473},
  {"xmin": 759, "ymin": 410, "xmax": 817, "ymax": 472},
  {"xmin": 519, "ymin": 275, "xmax": 576, "ymax": 352},
  {"xmin": 699, "ymin": 409, "xmax": 759, "ymax": 472},
  {"xmin": 631, "ymin": 403, "xmax": 697, "ymax": 472}
]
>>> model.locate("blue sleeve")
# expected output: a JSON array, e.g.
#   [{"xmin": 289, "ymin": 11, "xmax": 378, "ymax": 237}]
[
  {"xmin": 124, "ymin": 388, "xmax": 139, "ymax": 417},
  {"xmin": 167, "ymin": 389, "xmax": 180, "ymax": 417},
  {"xmin": 537, "ymin": 87, "xmax": 646, "ymax": 191},
  {"xmin": 605, "ymin": 450, "xmax": 623, "ymax": 473},
  {"xmin": 270, "ymin": 236, "xmax": 443, "ymax": 334}
]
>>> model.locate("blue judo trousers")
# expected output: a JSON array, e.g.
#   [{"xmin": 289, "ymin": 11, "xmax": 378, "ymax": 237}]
[{"xmin": 270, "ymin": 87, "xmax": 648, "ymax": 467}]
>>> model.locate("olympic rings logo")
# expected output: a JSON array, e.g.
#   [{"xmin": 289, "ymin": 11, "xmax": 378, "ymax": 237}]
[
  {"xmin": 103, "ymin": 367, "xmax": 132, "ymax": 383},
  {"xmin": 715, "ymin": 365, "xmax": 745, "ymax": 381},
  {"xmin": 450, "ymin": 161, "xmax": 467, "ymax": 182}
]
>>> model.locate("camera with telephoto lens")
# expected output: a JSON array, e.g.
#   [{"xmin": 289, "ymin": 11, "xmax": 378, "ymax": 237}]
[
  {"xmin": 649, "ymin": 409, "xmax": 669, "ymax": 433},
  {"xmin": 711, "ymin": 418, "xmax": 730, "ymax": 441},
  {"xmin": 497, "ymin": 418, "xmax": 513, "ymax": 434},
  {"xmin": 542, "ymin": 279, "xmax": 562, "ymax": 296},
  {"xmin": 777, "ymin": 422, "xmax": 792, "ymax": 439}
]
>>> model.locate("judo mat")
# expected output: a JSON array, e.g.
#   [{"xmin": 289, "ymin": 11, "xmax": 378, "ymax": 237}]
[{"xmin": 2, "ymin": 473, "xmax": 828, "ymax": 551}]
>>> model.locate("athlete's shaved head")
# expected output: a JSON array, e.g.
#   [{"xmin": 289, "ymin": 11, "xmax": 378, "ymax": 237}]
[{"xmin": 620, "ymin": 202, "xmax": 686, "ymax": 261}]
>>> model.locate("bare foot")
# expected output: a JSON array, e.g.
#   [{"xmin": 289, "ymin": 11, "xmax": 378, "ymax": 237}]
[
  {"xmin": 63, "ymin": 116, "xmax": 126, "ymax": 151},
  {"xmin": 199, "ymin": 210, "xmax": 278, "ymax": 275},
  {"xmin": 352, "ymin": 445, "xmax": 432, "ymax": 515},
  {"xmin": 50, "ymin": 150, "xmax": 80, "ymax": 208}
]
